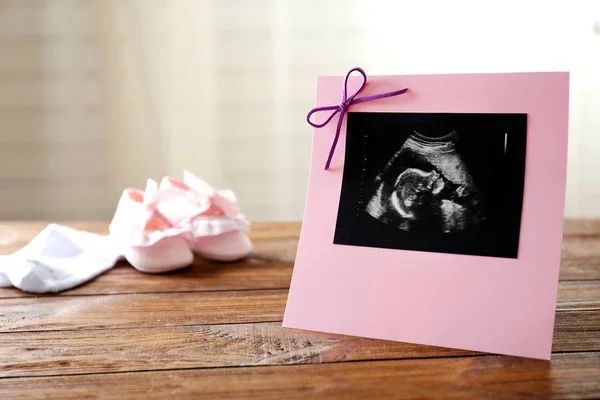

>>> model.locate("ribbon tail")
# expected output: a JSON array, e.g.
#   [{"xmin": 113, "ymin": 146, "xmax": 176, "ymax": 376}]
[{"xmin": 325, "ymin": 111, "xmax": 346, "ymax": 170}]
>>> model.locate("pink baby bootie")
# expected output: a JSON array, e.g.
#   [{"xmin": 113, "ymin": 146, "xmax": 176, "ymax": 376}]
[
  {"xmin": 109, "ymin": 179, "xmax": 194, "ymax": 273},
  {"xmin": 156, "ymin": 170, "xmax": 253, "ymax": 261}
]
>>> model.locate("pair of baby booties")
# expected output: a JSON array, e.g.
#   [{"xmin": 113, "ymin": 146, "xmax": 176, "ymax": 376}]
[{"xmin": 109, "ymin": 170, "xmax": 252, "ymax": 273}]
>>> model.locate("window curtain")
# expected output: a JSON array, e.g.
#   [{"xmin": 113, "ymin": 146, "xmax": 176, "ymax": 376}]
[{"xmin": 0, "ymin": 0, "xmax": 598, "ymax": 220}]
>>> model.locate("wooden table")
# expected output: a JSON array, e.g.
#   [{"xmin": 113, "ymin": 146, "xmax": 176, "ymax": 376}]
[{"xmin": 0, "ymin": 221, "xmax": 599, "ymax": 399}]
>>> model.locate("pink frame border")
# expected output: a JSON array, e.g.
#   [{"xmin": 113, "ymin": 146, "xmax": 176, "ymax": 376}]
[{"xmin": 283, "ymin": 72, "xmax": 569, "ymax": 360}]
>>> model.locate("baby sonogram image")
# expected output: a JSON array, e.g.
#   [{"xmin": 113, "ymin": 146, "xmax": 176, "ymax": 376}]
[
  {"xmin": 366, "ymin": 131, "xmax": 484, "ymax": 234},
  {"xmin": 334, "ymin": 112, "xmax": 527, "ymax": 258}
]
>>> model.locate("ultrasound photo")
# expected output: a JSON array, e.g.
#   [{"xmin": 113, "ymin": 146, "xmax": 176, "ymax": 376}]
[{"xmin": 334, "ymin": 112, "xmax": 527, "ymax": 258}]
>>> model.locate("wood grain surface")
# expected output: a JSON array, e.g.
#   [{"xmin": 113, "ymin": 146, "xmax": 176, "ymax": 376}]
[
  {"xmin": 1, "ymin": 311, "xmax": 599, "ymax": 379},
  {"xmin": 0, "ymin": 281, "xmax": 597, "ymax": 332},
  {"xmin": 0, "ymin": 221, "xmax": 599, "ymax": 399},
  {"xmin": 1, "ymin": 354, "xmax": 599, "ymax": 400}
]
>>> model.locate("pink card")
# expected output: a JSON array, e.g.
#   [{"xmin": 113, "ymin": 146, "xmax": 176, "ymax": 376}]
[{"xmin": 283, "ymin": 70, "xmax": 569, "ymax": 360}]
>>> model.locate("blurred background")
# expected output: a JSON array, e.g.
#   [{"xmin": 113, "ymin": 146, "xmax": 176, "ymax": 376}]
[{"xmin": 0, "ymin": 0, "xmax": 598, "ymax": 221}]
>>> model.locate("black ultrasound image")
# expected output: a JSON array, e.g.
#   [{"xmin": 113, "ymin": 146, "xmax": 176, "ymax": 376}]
[{"xmin": 334, "ymin": 112, "xmax": 527, "ymax": 259}]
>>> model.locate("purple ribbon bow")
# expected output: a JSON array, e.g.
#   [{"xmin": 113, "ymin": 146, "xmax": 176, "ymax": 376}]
[{"xmin": 307, "ymin": 67, "xmax": 408, "ymax": 170}]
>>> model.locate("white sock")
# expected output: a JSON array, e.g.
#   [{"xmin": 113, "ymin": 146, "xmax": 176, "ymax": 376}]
[{"xmin": 0, "ymin": 224, "xmax": 121, "ymax": 293}]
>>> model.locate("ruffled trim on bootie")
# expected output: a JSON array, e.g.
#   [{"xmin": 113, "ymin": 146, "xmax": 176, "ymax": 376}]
[
  {"xmin": 110, "ymin": 226, "xmax": 192, "ymax": 248},
  {"xmin": 188, "ymin": 215, "xmax": 250, "ymax": 237}
]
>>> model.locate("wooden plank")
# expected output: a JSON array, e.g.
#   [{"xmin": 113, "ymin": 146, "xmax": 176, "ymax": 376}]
[
  {"xmin": 0, "ymin": 222, "xmax": 300, "ymax": 256},
  {"xmin": 0, "ymin": 237, "xmax": 296, "ymax": 299},
  {"xmin": 1, "ymin": 229, "xmax": 599, "ymax": 300},
  {"xmin": 0, "ymin": 290, "xmax": 287, "ymax": 332},
  {"xmin": 561, "ymin": 236, "xmax": 600, "ymax": 281},
  {"xmin": 0, "ymin": 247, "xmax": 597, "ymax": 299},
  {"xmin": 3, "ymin": 219, "xmax": 597, "ymax": 246},
  {"xmin": 0, "ymin": 352, "xmax": 598, "ymax": 399},
  {"xmin": 564, "ymin": 219, "xmax": 600, "ymax": 237},
  {"xmin": 248, "ymin": 222, "xmax": 301, "ymax": 240},
  {"xmin": 0, "ymin": 310, "xmax": 597, "ymax": 378},
  {"xmin": 0, "ymin": 221, "xmax": 300, "ymax": 252},
  {"xmin": 2, "ymin": 220, "xmax": 599, "ymax": 240},
  {"xmin": 1, "ymin": 219, "xmax": 596, "ymax": 244},
  {"xmin": 0, "ymin": 220, "xmax": 588, "ymax": 241},
  {"xmin": 1, "ymin": 281, "xmax": 598, "ymax": 333},
  {"xmin": 553, "ymin": 310, "xmax": 600, "ymax": 352},
  {"xmin": 556, "ymin": 281, "xmax": 600, "ymax": 310},
  {"xmin": 0, "ymin": 323, "xmax": 473, "ymax": 378},
  {"xmin": 0, "ymin": 225, "xmax": 298, "ymax": 299}
]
